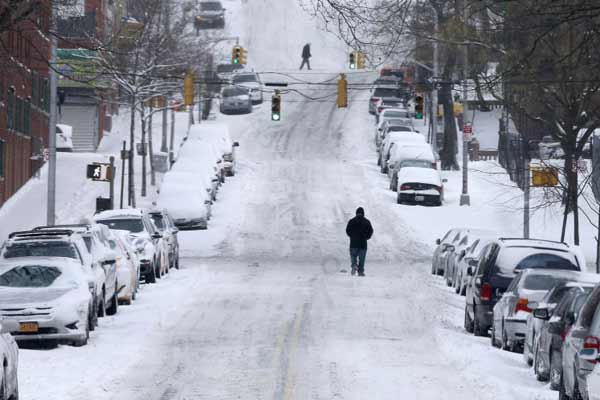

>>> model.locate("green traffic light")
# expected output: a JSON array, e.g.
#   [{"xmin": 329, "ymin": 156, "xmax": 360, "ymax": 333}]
[
  {"xmin": 233, "ymin": 59, "xmax": 239, "ymax": 64},
  {"xmin": 272, "ymin": 113, "xmax": 281, "ymax": 121},
  {"xmin": 415, "ymin": 112, "xmax": 423, "ymax": 120}
]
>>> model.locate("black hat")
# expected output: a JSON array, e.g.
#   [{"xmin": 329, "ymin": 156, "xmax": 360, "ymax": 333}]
[{"xmin": 356, "ymin": 207, "xmax": 364, "ymax": 216}]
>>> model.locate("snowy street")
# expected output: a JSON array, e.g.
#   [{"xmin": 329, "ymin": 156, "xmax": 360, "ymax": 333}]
[{"xmin": 19, "ymin": 75, "xmax": 553, "ymax": 399}]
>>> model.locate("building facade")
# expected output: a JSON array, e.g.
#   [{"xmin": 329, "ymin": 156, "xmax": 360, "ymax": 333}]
[{"xmin": 0, "ymin": 3, "xmax": 51, "ymax": 207}]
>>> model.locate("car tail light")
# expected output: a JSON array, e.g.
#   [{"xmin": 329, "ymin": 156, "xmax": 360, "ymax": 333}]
[
  {"xmin": 431, "ymin": 162, "xmax": 437, "ymax": 169},
  {"xmin": 515, "ymin": 298, "xmax": 531, "ymax": 313},
  {"xmin": 479, "ymin": 283, "xmax": 492, "ymax": 301},
  {"xmin": 371, "ymin": 97, "xmax": 380, "ymax": 103},
  {"xmin": 400, "ymin": 184, "xmax": 412, "ymax": 190},
  {"xmin": 377, "ymin": 107, "xmax": 384, "ymax": 113},
  {"xmin": 584, "ymin": 336, "xmax": 600, "ymax": 364},
  {"xmin": 434, "ymin": 185, "xmax": 442, "ymax": 194}
]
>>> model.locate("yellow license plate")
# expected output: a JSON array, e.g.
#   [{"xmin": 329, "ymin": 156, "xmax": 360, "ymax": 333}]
[{"xmin": 19, "ymin": 322, "xmax": 39, "ymax": 333}]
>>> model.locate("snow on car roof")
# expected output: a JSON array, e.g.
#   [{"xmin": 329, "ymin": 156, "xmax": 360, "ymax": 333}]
[
  {"xmin": 390, "ymin": 143, "xmax": 434, "ymax": 161},
  {"xmin": 397, "ymin": 167, "xmax": 441, "ymax": 186},
  {"xmin": 94, "ymin": 209, "xmax": 145, "ymax": 220},
  {"xmin": 388, "ymin": 132, "xmax": 425, "ymax": 143},
  {"xmin": 500, "ymin": 238, "xmax": 570, "ymax": 250}
]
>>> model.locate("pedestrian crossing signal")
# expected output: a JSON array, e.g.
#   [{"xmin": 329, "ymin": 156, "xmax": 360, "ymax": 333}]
[
  {"xmin": 349, "ymin": 52, "xmax": 356, "ymax": 69},
  {"xmin": 414, "ymin": 95, "xmax": 424, "ymax": 119},
  {"xmin": 271, "ymin": 91, "xmax": 281, "ymax": 121}
]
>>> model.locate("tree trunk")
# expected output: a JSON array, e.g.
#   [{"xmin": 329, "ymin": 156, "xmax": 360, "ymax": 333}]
[
  {"xmin": 148, "ymin": 106, "xmax": 156, "ymax": 186},
  {"xmin": 141, "ymin": 106, "xmax": 147, "ymax": 197},
  {"xmin": 439, "ymin": 47, "xmax": 459, "ymax": 170}
]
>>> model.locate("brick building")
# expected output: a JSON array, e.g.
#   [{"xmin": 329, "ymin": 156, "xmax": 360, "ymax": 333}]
[{"xmin": 0, "ymin": 3, "xmax": 51, "ymax": 207}]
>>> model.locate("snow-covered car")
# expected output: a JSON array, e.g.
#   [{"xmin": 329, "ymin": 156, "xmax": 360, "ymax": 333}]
[
  {"xmin": 232, "ymin": 72, "xmax": 263, "ymax": 104},
  {"xmin": 188, "ymin": 123, "xmax": 238, "ymax": 178},
  {"xmin": 195, "ymin": 1, "xmax": 225, "ymax": 29},
  {"xmin": 374, "ymin": 98, "xmax": 407, "ymax": 122},
  {"xmin": 369, "ymin": 85, "xmax": 406, "ymax": 114},
  {"xmin": 444, "ymin": 229, "xmax": 495, "ymax": 289},
  {"xmin": 216, "ymin": 63, "xmax": 244, "ymax": 85},
  {"xmin": 33, "ymin": 224, "xmax": 119, "ymax": 318},
  {"xmin": 492, "ymin": 269, "xmax": 582, "ymax": 353},
  {"xmin": 1, "ymin": 229, "xmax": 101, "ymax": 330},
  {"xmin": 375, "ymin": 114, "xmax": 413, "ymax": 148},
  {"xmin": 0, "ymin": 319, "xmax": 18, "ymax": 399},
  {"xmin": 395, "ymin": 167, "xmax": 443, "ymax": 206},
  {"xmin": 220, "ymin": 86, "xmax": 252, "ymax": 114},
  {"xmin": 387, "ymin": 142, "xmax": 436, "ymax": 186},
  {"xmin": 56, "ymin": 124, "xmax": 73, "ymax": 152},
  {"xmin": 158, "ymin": 172, "xmax": 212, "ymax": 230},
  {"xmin": 0, "ymin": 258, "xmax": 93, "ymax": 346},
  {"xmin": 454, "ymin": 235, "xmax": 497, "ymax": 295},
  {"xmin": 465, "ymin": 238, "xmax": 581, "ymax": 338},
  {"xmin": 149, "ymin": 209, "xmax": 180, "ymax": 270},
  {"xmin": 94, "ymin": 209, "xmax": 168, "ymax": 284},
  {"xmin": 432, "ymin": 229, "xmax": 465, "ymax": 276},
  {"xmin": 111, "ymin": 231, "xmax": 140, "ymax": 305},
  {"xmin": 378, "ymin": 131, "xmax": 425, "ymax": 172}
]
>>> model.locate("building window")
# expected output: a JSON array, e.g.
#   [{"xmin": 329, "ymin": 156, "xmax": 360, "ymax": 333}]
[
  {"xmin": 31, "ymin": 72, "xmax": 38, "ymax": 107},
  {"xmin": 0, "ymin": 140, "xmax": 4, "ymax": 178},
  {"xmin": 43, "ymin": 78, "xmax": 50, "ymax": 112},
  {"xmin": 24, "ymin": 98, "xmax": 31, "ymax": 135},
  {"xmin": 7, "ymin": 88, "xmax": 15, "ymax": 130},
  {"xmin": 16, "ymin": 97, "xmax": 23, "ymax": 133}
]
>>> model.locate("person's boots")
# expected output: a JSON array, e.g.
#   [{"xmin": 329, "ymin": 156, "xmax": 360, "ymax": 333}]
[{"xmin": 351, "ymin": 264, "xmax": 357, "ymax": 275}]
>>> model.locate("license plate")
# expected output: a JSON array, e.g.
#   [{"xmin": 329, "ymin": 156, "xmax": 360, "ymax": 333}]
[
  {"xmin": 415, "ymin": 195, "xmax": 425, "ymax": 202},
  {"xmin": 19, "ymin": 322, "xmax": 39, "ymax": 333}
]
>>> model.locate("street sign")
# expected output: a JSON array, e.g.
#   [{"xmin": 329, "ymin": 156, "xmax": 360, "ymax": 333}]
[
  {"xmin": 531, "ymin": 166, "xmax": 559, "ymax": 187},
  {"xmin": 86, "ymin": 163, "xmax": 113, "ymax": 182},
  {"xmin": 463, "ymin": 124, "xmax": 472, "ymax": 134}
]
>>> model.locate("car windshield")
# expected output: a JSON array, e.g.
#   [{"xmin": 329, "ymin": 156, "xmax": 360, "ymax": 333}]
[
  {"xmin": 385, "ymin": 112, "xmax": 410, "ymax": 119},
  {"xmin": 223, "ymin": 87, "xmax": 247, "ymax": 97},
  {"xmin": 233, "ymin": 75, "xmax": 257, "ymax": 83},
  {"xmin": 373, "ymin": 88, "xmax": 400, "ymax": 97},
  {"xmin": 2, "ymin": 241, "xmax": 78, "ymax": 259},
  {"xmin": 388, "ymin": 126, "xmax": 412, "ymax": 132},
  {"xmin": 0, "ymin": 265, "xmax": 61, "ymax": 288},
  {"xmin": 200, "ymin": 2, "xmax": 222, "ymax": 11},
  {"xmin": 96, "ymin": 219, "xmax": 145, "ymax": 233},
  {"xmin": 400, "ymin": 159, "xmax": 433, "ymax": 169},
  {"xmin": 151, "ymin": 214, "xmax": 166, "ymax": 230},
  {"xmin": 523, "ymin": 274, "xmax": 565, "ymax": 291},
  {"xmin": 495, "ymin": 247, "xmax": 579, "ymax": 276}
]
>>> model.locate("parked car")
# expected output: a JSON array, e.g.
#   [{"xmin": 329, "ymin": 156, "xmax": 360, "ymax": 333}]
[
  {"xmin": 33, "ymin": 224, "xmax": 119, "ymax": 318},
  {"xmin": 1, "ymin": 229, "xmax": 101, "ymax": 330},
  {"xmin": 454, "ymin": 235, "xmax": 496, "ymax": 295},
  {"xmin": 375, "ymin": 114, "xmax": 413, "ymax": 147},
  {"xmin": 464, "ymin": 238, "xmax": 580, "ymax": 337},
  {"xmin": 216, "ymin": 63, "xmax": 244, "ymax": 85},
  {"xmin": 111, "ymin": 231, "xmax": 140, "ymax": 305},
  {"xmin": 220, "ymin": 86, "xmax": 252, "ymax": 114},
  {"xmin": 374, "ymin": 99, "xmax": 407, "ymax": 122},
  {"xmin": 561, "ymin": 282, "xmax": 600, "ymax": 400},
  {"xmin": 395, "ymin": 167, "xmax": 443, "ymax": 206},
  {"xmin": 94, "ymin": 209, "xmax": 169, "ymax": 283},
  {"xmin": 0, "ymin": 258, "xmax": 93, "ymax": 346},
  {"xmin": 196, "ymin": 0, "xmax": 225, "ymax": 29},
  {"xmin": 0, "ymin": 319, "xmax": 19, "ymax": 399},
  {"xmin": 432, "ymin": 229, "xmax": 467, "ymax": 276},
  {"xmin": 369, "ymin": 86, "xmax": 407, "ymax": 114},
  {"xmin": 189, "ymin": 123, "xmax": 239, "ymax": 178},
  {"xmin": 492, "ymin": 269, "xmax": 581, "ymax": 353},
  {"xmin": 585, "ymin": 356, "xmax": 600, "ymax": 400},
  {"xmin": 56, "ymin": 124, "xmax": 73, "ymax": 152},
  {"xmin": 529, "ymin": 283, "xmax": 597, "ymax": 389},
  {"xmin": 378, "ymin": 130, "xmax": 425, "ymax": 170},
  {"xmin": 445, "ymin": 230, "xmax": 495, "ymax": 289},
  {"xmin": 386, "ymin": 142, "xmax": 436, "ymax": 185},
  {"xmin": 149, "ymin": 209, "xmax": 180, "ymax": 270}
]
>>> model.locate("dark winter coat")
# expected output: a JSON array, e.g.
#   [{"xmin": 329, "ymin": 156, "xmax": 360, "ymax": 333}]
[
  {"xmin": 302, "ymin": 44, "xmax": 311, "ymax": 59},
  {"xmin": 346, "ymin": 215, "xmax": 374, "ymax": 249}
]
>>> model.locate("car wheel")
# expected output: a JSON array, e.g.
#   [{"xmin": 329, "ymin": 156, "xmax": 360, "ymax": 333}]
[
  {"xmin": 396, "ymin": 194, "xmax": 402, "ymax": 204},
  {"xmin": 454, "ymin": 273, "xmax": 461, "ymax": 294},
  {"xmin": 573, "ymin": 380, "xmax": 584, "ymax": 400},
  {"xmin": 559, "ymin": 373, "xmax": 571, "ymax": 400},
  {"xmin": 501, "ymin": 321, "xmax": 510, "ymax": 351},
  {"xmin": 146, "ymin": 264, "xmax": 157, "ymax": 284},
  {"xmin": 377, "ymin": 157, "xmax": 381, "ymax": 166},
  {"xmin": 106, "ymin": 286, "xmax": 119, "ymax": 316},
  {"xmin": 464, "ymin": 305, "xmax": 474, "ymax": 333},
  {"xmin": 473, "ymin": 307, "xmax": 487, "ymax": 337},
  {"xmin": 97, "ymin": 291, "xmax": 106, "ymax": 318},
  {"xmin": 491, "ymin": 323, "xmax": 499, "ymax": 347},
  {"xmin": 175, "ymin": 254, "xmax": 180, "ymax": 270},
  {"xmin": 72, "ymin": 317, "xmax": 90, "ymax": 347},
  {"xmin": 89, "ymin": 301, "xmax": 98, "ymax": 331},
  {"xmin": 155, "ymin": 259, "xmax": 162, "ymax": 280}
]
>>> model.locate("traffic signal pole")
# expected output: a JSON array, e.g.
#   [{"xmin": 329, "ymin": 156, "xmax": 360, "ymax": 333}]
[{"xmin": 459, "ymin": 3, "xmax": 471, "ymax": 206}]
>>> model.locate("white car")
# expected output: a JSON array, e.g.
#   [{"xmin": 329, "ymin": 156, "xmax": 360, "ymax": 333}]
[
  {"xmin": 0, "ymin": 319, "xmax": 18, "ymax": 399},
  {"xmin": 56, "ymin": 124, "xmax": 73, "ymax": 152},
  {"xmin": 0, "ymin": 257, "xmax": 93, "ymax": 346},
  {"xmin": 158, "ymin": 173, "xmax": 212, "ymax": 230},
  {"xmin": 220, "ymin": 86, "xmax": 253, "ymax": 114},
  {"xmin": 232, "ymin": 72, "xmax": 263, "ymax": 104},
  {"xmin": 378, "ymin": 131, "xmax": 425, "ymax": 171},
  {"xmin": 189, "ymin": 123, "xmax": 240, "ymax": 177},
  {"xmin": 395, "ymin": 167, "xmax": 443, "ymax": 206},
  {"xmin": 94, "ymin": 209, "xmax": 169, "ymax": 283},
  {"xmin": 586, "ymin": 362, "xmax": 600, "ymax": 400},
  {"xmin": 387, "ymin": 142, "xmax": 437, "ymax": 180},
  {"xmin": 112, "ymin": 231, "xmax": 140, "ymax": 305}
]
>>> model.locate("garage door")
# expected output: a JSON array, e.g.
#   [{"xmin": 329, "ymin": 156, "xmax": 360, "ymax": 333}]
[{"xmin": 59, "ymin": 105, "xmax": 98, "ymax": 152}]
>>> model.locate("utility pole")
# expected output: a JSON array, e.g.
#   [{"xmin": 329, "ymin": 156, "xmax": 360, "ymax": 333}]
[
  {"xmin": 161, "ymin": 100, "xmax": 168, "ymax": 153},
  {"xmin": 431, "ymin": 10, "xmax": 439, "ymax": 154},
  {"xmin": 523, "ymin": 139, "xmax": 530, "ymax": 239},
  {"xmin": 169, "ymin": 106, "xmax": 175, "ymax": 166},
  {"xmin": 459, "ymin": 1, "xmax": 471, "ymax": 206},
  {"xmin": 47, "ymin": 6, "xmax": 58, "ymax": 225}
]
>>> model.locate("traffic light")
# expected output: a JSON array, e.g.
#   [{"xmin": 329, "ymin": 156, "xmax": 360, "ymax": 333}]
[
  {"xmin": 356, "ymin": 52, "xmax": 366, "ymax": 69},
  {"xmin": 184, "ymin": 71, "xmax": 194, "ymax": 106},
  {"xmin": 232, "ymin": 46, "xmax": 241, "ymax": 64},
  {"xmin": 349, "ymin": 52, "xmax": 356, "ymax": 69},
  {"xmin": 337, "ymin": 73, "xmax": 348, "ymax": 108},
  {"xmin": 414, "ymin": 95, "xmax": 424, "ymax": 119},
  {"xmin": 239, "ymin": 47, "xmax": 247, "ymax": 65},
  {"xmin": 271, "ymin": 90, "xmax": 281, "ymax": 121}
]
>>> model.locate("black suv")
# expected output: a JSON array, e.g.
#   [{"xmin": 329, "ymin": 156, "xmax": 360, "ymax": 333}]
[{"xmin": 464, "ymin": 238, "xmax": 580, "ymax": 336}]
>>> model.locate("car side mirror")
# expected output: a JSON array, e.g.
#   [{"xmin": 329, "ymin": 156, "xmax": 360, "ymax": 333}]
[
  {"xmin": 445, "ymin": 245, "xmax": 455, "ymax": 252},
  {"xmin": 460, "ymin": 250, "xmax": 466, "ymax": 258},
  {"xmin": 533, "ymin": 308, "xmax": 551, "ymax": 320},
  {"xmin": 233, "ymin": 141, "xmax": 240, "ymax": 147},
  {"xmin": 466, "ymin": 266, "xmax": 474, "ymax": 276},
  {"xmin": 152, "ymin": 232, "xmax": 162, "ymax": 239},
  {"xmin": 436, "ymin": 238, "xmax": 441, "ymax": 245}
]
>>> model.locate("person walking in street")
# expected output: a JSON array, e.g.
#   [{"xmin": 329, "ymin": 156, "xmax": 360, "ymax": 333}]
[
  {"xmin": 345, "ymin": 207, "xmax": 374, "ymax": 276},
  {"xmin": 300, "ymin": 43, "xmax": 311, "ymax": 70}
]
